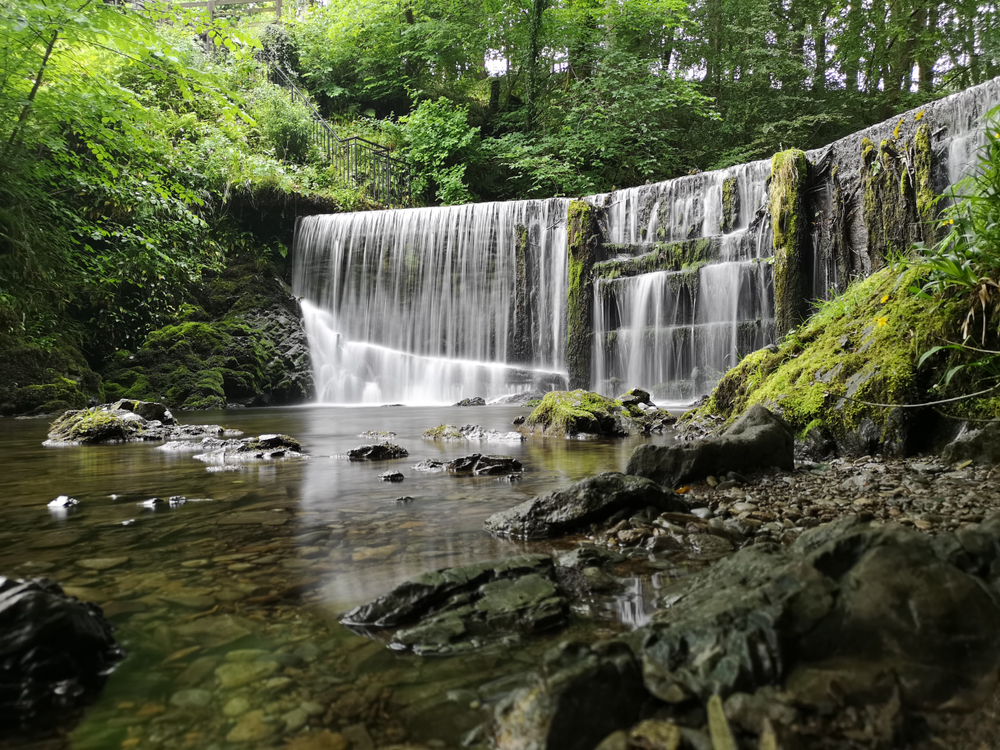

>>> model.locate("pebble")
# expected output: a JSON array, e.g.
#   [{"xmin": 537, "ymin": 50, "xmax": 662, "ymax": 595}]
[
  {"xmin": 77, "ymin": 557, "xmax": 129, "ymax": 571},
  {"xmin": 223, "ymin": 696, "xmax": 251, "ymax": 717},
  {"xmin": 226, "ymin": 710, "xmax": 273, "ymax": 743},
  {"xmin": 283, "ymin": 707, "xmax": 309, "ymax": 732},
  {"xmin": 215, "ymin": 661, "xmax": 279, "ymax": 688},
  {"xmin": 170, "ymin": 689, "xmax": 212, "ymax": 709}
]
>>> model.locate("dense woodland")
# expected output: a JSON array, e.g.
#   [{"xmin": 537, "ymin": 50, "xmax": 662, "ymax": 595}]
[{"xmin": 1, "ymin": 0, "xmax": 999, "ymax": 414}]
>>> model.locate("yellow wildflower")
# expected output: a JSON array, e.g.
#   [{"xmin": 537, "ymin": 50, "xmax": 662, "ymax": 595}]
[
  {"xmin": 915, "ymin": 110, "xmax": 925, "ymax": 121},
  {"xmin": 881, "ymin": 294, "xmax": 889, "ymax": 304},
  {"xmin": 876, "ymin": 316, "xmax": 888, "ymax": 327}
]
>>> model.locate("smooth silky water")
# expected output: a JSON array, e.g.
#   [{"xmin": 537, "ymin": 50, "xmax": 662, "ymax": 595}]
[{"xmin": 0, "ymin": 405, "xmax": 680, "ymax": 749}]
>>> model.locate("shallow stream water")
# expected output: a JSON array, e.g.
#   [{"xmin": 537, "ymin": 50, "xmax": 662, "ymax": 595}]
[{"xmin": 1, "ymin": 405, "xmax": 677, "ymax": 750}]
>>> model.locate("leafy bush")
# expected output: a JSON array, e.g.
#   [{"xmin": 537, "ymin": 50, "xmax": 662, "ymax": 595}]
[
  {"xmin": 400, "ymin": 97, "xmax": 479, "ymax": 204},
  {"xmin": 249, "ymin": 83, "xmax": 316, "ymax": 163}
]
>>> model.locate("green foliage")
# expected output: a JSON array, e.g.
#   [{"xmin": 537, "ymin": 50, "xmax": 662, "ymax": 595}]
[
  {"xmin": 399, "ymin": 97, "xmax": 480, "ymax": 204},
  {"xmin": 249, "ymin": 83, "xmax": 315, "ymax": 162},
  {"xmin": 915, "ymin": 120, "xmax": 1000, "ymax": 343}
]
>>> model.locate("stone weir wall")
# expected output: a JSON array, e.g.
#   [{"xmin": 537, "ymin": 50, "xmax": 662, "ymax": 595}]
[{"xmin": 565, "ymin": 76, "xmax": 1000, "ymax": 394}]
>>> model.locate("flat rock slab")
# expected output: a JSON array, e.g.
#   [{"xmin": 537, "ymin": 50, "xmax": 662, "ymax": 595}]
[
  {"xmin": 76, "ymin": 557, "xmax": 130, "ymax": 571},
  {"xmin": 484, "ymin": 472, "xmax": 690, "ymax": 540},
  {"xmin": 347, "ymin": 443, "xmax": 409, "ymax": 460},
  {"xmin": 188, "ymin": 433, "xmax": 303, "ymax": 463},
  {"xmin": 340, "ymin": 554, "xmax": 567, "ymax": 655},
  {"xmin": 627, "ymin": 405, "xmax": 794, "ymax": 488}
]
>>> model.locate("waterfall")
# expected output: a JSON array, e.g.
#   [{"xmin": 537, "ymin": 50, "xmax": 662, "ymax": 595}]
[
  {"xmin": 292, "ymin": 200, "xmax": 569, "ymax": 404},
  {"xmin": 590, "ymin": 160, "xmax": 775, "ymax": 401}
]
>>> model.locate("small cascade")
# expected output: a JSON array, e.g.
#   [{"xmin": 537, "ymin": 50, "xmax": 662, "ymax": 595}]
[
  {"xmin": 293, "ymin": 199, "xmax": 569, "ymax": 404},
  {"xmin": 591, "ymin": 160, "xmax": 774, "ymax": 401}
]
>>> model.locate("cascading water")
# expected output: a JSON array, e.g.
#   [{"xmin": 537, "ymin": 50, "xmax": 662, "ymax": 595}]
[
  {"xmin": 590, "ymin": 160, "xmax": 775, "ymax": 401},
  {"xmin": 292, "ymin": 200, "xmax": 569, "ymax": 404}
]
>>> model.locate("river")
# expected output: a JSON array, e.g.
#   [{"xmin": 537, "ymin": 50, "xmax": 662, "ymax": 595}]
[{"xmin": 1, "ymin": 404, "xmax": 675, "ymax": 749}]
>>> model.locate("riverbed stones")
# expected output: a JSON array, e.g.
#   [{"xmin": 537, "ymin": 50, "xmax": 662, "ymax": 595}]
[
  {"xmin": 347, "ymin": 443, "xmax": 409, "ymax": 460},
  {"xmin": 484, "ymin": 473, "xmax": 689, "ymax": 540},
  {"xmin": 446, "ymin": 454, "xmax": 522, "ymax": 476},
  {"xmin": 627, "ymin": 405, "xmax": 794, "ymax": 488},
  {"xmin": 340, "ymin": 554, "xmax": 567, "ymax": 654},
  {"xmin": 0, "ymin": 576, "xmax": 124, "ymax": 728},
  {"xmin": 455, "ymin": 397, "xmax": 486, "ymax": 406}
]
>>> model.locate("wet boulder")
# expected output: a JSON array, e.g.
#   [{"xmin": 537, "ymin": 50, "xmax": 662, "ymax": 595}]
[
  {"xmin": 627, "ymin": 405, "xmax": 793, "ymax": 488},
  {"xmin": 629, "ymin": 516, "xmax": 1000, "ymax": 714},
  {"xmin": 346, "ymin": 442, "xmax": 409, "ymax": 460},
  {"xmin": 0, "ymin": 577, "xmax": 124, "ymax": 729},
  {"xmin": 447, "ymin": 454, "xmax": 522, "ymax": 476},
  {"xmin": 492, "ymin": 641, "xmax": 650, "ymax": 750},
  {"xmin": 109, "ymin": 399, "xmax": 174, "ymax": 424},
  {"xmin": 340, "ymin": 554, "xmax": 567, "ymax": 654},
  {"xmin": 484, "ymin": 473, "xmax": 689, "ymax": 540},
  {"xmin": 455, "ymin": 397, "xmax": 486, "ymax": 406},
  {"xmin": 942, "ymin": 421, "xmax": 1000, "ymax": 465}
]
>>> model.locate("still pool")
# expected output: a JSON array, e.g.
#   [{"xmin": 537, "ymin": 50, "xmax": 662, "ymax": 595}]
[{"xmin": 1, "ymin": 405, "xmax": 677, "ymax": 749}]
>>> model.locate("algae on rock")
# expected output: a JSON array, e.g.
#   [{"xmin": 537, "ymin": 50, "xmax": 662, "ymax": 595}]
[
  {"xmin": 566, "ymin": 201, "xmax": 602, "ymax": 390},
  {"xmin": 769, "ymin": 149, "xmax": 810, "ymax": 338}
]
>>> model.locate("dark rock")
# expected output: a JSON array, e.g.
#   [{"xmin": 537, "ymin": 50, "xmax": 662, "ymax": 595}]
[
  {"xmin": 627, "ymin": 405, "xmax": 794, "ymax": 488},
  {"xmin": 447, "ymin": 454, "xmax": 522, "ymax": 476},
  {"xmin": 380, "ymin": 471, "xmax": 404, "ymax": 482},
  {"xmin": 392, "ymin": 496, "xmax": 414, "ymax": 504},
  {"xmin": 627, "ymin": 517, "xmax": 1000, "ymax": 713},
  {"xmin": 492, "ymin": 641, "xmax": 649, "ymax": 750},
  {"xmin": 110, "ymin": 399, "xmax": 174, "ymax": 424},
  {"xmin": 341, "ymin": 554, "xmax": 567, "ymax": 654},
  {"xmin": 347, "ymin": 443, "xmax": 408, "ymax": 460},
  {"xmin": 484, "ymin": 473, "xmax": 689, "ymax": 540},
  {"xmin": 512, "ymin": 415, "xmax": 526, "ymax": 426},
  {"xmin": 455, "ymin": 397, "xmax": 486, "ymax": 407},
  {"xmin": 942, "ymin": 421, "xmax": 1000, "ymax": 465},
  {"xmin": 618, "ymin": 388, "xmax": 652, "ymax": 407},
  {"xmin": 0, "ymin": 577, "xmax": 124, "ymax": 729}
]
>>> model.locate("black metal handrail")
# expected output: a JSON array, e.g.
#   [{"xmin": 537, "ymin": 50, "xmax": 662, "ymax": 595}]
[{"xmin": 268, "ymin": 65, "xmax": 412, "ymax": 208}]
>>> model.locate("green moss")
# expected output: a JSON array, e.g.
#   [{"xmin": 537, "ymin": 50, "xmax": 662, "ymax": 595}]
[
  {"xmin": 526, "ymin": 389, "xmax": 624, "ymax": 436},
  {"xmin": 769, "ymin": 149, "xmax": 809, "ymax": 337},
  {"xmin": 422, "ymin": 424, "xmax": 463, "ymax": 440},
  {"xmin": 48, "ymin": 407, "xmax": 131, "ymax": 444},
  {"xmin": 914, "ymin": 123, "xmax": 936, "ymax": 245},
  {"xmin": 594, "ymin": 238, "xmax": 718, "ymax": 280},
  {"xmin": 699, "ymin": 268, "xmax": 959, "ymax": 449},
  {"xmin": 721, "ymin": 174, "xmax": 739, "ymax": 233},
  {"xmin": 566, "ymin": 200, "xmax": 600, "ymax": 390}
]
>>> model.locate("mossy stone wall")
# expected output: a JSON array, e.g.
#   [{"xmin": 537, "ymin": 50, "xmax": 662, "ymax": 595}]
[
  {"xmin": 566, "ymin": 200, "xmax": 602, "ymax": 390},
  {"xmin": 507, "ymin": 224, "xmax": 533, "ymax": 365},
  {"xmin": 770, "ymin": 149, "xmax": 810, "ymax": 338}
]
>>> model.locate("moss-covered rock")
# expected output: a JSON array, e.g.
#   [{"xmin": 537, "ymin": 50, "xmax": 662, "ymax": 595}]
[
  {"xmin": 721, "ymin": 174, "xmax": 740, "ymax": 234},
  {"xmin": 696, "ymin": 268, "xmax": 960, "ymax": 456},
  {"xmin": 101, "ymin": 254, "xmax": 313, "ymax": 410},
  {"xmin": 524, "ymin": 389, "xmax": 672, "ymax": 438},
  {"xmin": 566, "ymin": 201, "xmax": 601, "ymax": 390},
  {"xmin": 769, "ymin": 149, "xmax": 810, "ymax": 338},
  {"xmin": 593, "ymin": 238, "xmax": 717, "ymax": 280},
  {"xmin": 0, "ymin": 333, "xmax": 102, "ymax": 417}
]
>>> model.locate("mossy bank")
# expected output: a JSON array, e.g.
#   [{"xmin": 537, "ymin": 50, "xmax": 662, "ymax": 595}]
[{"xmin": 695, "ymin": 267, "xmax": 965, "ymax": 456}]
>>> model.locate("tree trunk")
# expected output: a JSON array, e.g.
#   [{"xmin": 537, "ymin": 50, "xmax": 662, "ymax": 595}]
[{"xmin": 6, "ymin": 29, "xmax": 59, "ymax": 153}]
